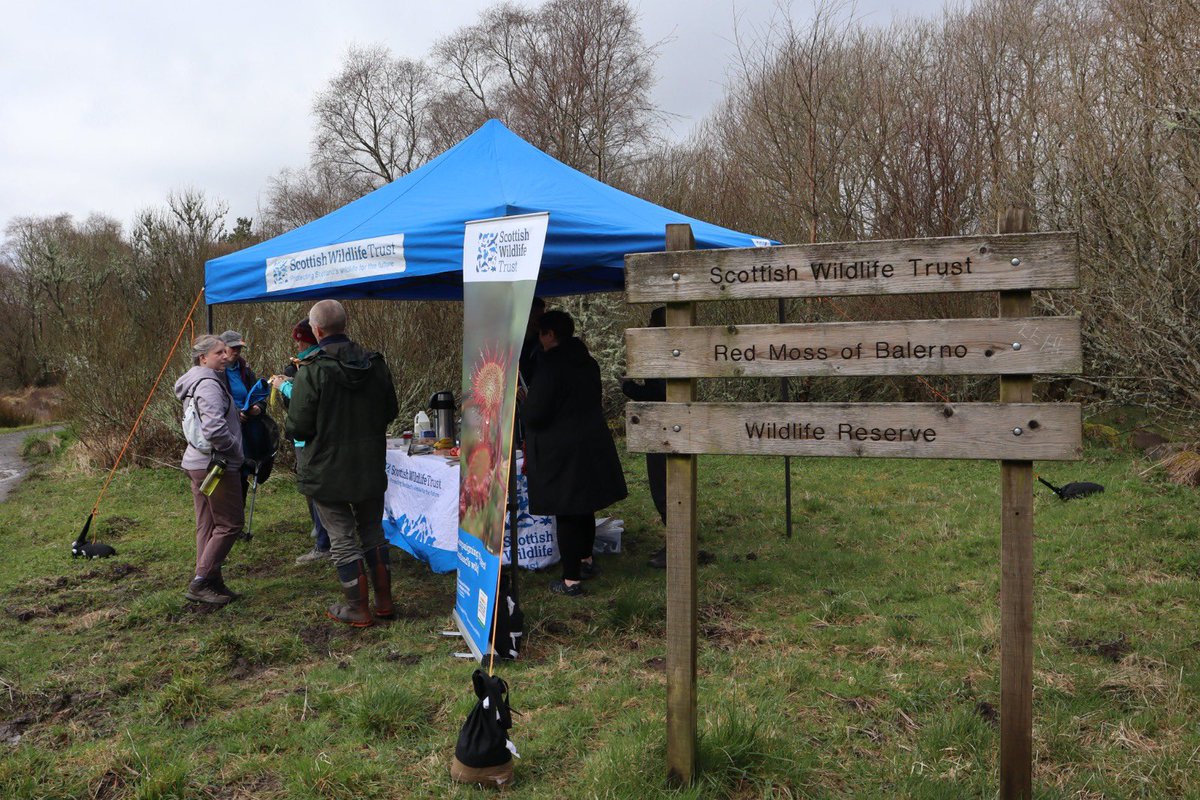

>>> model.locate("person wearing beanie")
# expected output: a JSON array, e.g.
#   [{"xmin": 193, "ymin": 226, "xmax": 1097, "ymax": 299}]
[{"xmin": 270, "ymin": 319, "xmax": 331, "ymax": 563}]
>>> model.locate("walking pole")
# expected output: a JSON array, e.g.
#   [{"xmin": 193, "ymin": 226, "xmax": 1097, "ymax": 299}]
[{"xmin": 242, "ymin": 465, "xmax": 258, "ymax": 542}]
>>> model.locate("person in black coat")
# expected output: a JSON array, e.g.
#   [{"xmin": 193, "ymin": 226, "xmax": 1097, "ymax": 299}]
[
  {"xmin": 522, "ymin": 309, "xmax": 627, "ymax": 596},
  {"xmin": 620, "ymin": 306, "xmax": 667, "ymax": 568}
]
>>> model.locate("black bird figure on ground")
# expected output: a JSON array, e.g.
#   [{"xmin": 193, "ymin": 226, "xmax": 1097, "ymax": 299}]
[{"xmin": 1037, "ymin": 476, "xmax": 1105, "ymax": 500}]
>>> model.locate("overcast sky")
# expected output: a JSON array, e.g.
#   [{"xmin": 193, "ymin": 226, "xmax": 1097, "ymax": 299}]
[{"xmin": 0, "ymin": 0, "xmax": 944, "ymax": 238}]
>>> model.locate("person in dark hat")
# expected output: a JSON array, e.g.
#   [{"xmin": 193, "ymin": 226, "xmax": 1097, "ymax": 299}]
[{"xmin": 270, "ymin": 319, "xmax": 331, "ymax": 563}]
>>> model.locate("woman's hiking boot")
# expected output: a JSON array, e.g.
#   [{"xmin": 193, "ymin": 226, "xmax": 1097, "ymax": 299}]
[
  {"xmin": 185, "ymin": 577, "xmax": 231, "ymax": 606},
  {"xmin": 210, "ymin": 569, "xmax": 242, "ymax": 600},
  {"xmin": 364, "ymin": 545, "xmax": 396, "ymax": 620},
  {"xmin": 328, "ymin": 559, "xmax": 373, "ymax": 627}
]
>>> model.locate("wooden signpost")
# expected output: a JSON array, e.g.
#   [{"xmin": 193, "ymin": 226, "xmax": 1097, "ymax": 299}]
[{"xmin": 624, "ymin": 219, "xmax": 1081, "ymax": 799}]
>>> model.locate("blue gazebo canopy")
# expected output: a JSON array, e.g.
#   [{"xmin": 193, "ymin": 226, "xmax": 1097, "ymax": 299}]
[{"xmin": 205, "ymin": 120, "xmax": 770, "ymax": 303}]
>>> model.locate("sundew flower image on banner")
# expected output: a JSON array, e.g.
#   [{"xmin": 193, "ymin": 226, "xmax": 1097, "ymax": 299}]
[{"xmin": 458, "ymin": 281, "xmax": 534, "ymax": 555}]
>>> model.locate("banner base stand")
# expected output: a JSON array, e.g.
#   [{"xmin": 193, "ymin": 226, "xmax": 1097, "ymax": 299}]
[
  {"xmin": 452, "ymin": 607, "xmax": 497, "ymax": 663},
  {"xmin": 440, "ymin": 630, "xmax": 464, "ymax": 637}
]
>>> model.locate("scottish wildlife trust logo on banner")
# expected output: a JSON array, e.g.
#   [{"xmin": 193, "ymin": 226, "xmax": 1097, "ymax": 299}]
[
  {"xmin": 463, "ymin": 212, "xmax": 549, "ymax": 284},
  {"xmin": 475, "ymin": 232, "xmax": 500, "ymax": 273},
  {"xmin": 265, "ymin": 234, "xmax": 406, "ymax": 293}
]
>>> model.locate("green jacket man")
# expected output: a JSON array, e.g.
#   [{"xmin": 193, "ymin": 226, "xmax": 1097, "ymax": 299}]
[{"xmin": 285, "ymin": 299, "xmax": 399, "ymax": 627}]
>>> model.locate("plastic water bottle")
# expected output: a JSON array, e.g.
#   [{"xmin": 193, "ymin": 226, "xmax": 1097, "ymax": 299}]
[
  {"xmin": 199, "ymin": 457, "xmax": 227, "ymax": 496},
  {"xmin": 414, "ymin": 411, "xmax": 433, "ymax": 440}
]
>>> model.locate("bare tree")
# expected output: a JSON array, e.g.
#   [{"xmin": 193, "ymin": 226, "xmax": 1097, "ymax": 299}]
[
  {"xmin": 434, "ymin": 0, "xmax": 661, "ymax": 180},
  {"xmin": 312, "ymin": 45, "xmax": 440, "ymax": 186},
  {"xmin": 259, "ymin": 163, "xmax": 372, "ymax": 236}
]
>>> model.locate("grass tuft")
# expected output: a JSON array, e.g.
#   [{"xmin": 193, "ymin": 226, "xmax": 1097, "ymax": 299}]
[
  {"xmin": 1163, "ymin": 448, "xmax": 1200, "ymax": 487},
  {"xmin": 344, "ymin": 682, "xmax": 435, "ymax": 739},
  {"xmin": 154, "ymin": 674, "xmax": 216, "ymax": 723}
]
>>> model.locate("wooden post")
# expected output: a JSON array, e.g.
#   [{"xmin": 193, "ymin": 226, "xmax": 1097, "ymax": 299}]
[
  {"xmin": 998, "ymin": 206, "xmax": 1033, "ymax": 800},
  {"xmin": 664, "ymin": 223, "xmax": 698, "ymax": 785},
  {"xmin": 779, "ymin": 298, "xmax": 793, "ymax": 538}
]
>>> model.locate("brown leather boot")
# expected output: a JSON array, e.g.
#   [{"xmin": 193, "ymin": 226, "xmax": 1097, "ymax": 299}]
[
  {"xmin": 210, "ymin": 568, "xmax": 242, "ymax": 600},
  {"xmin": 185, "ymin": 577, "xmax": 231, "ymax": 606},
  {"xmin": 364, "ymin": 545, "xmax": 396, "ymax": 620},
  {"xmin": 327, "ymin": 560, "xmax": 373, "ymax": 627}
]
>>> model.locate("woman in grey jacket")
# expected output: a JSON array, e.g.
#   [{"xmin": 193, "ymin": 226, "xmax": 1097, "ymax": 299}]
[{"xmin": 173, "ymin": 334, "xmax": 245, "ymax": 604}]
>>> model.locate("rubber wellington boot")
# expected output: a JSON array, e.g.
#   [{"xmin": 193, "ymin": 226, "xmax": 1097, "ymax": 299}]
[
  {"xmin": 363, "ymin": 545, "xmax": 396, "ymax": 620},
  {"xmin": 327, "ymin": 560, "xmax": 373, "ymax": 627}
]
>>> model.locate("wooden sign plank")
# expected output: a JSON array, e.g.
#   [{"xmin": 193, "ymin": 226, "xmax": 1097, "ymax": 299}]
[
  {"xmin": 626, "ymin": 402, "xmax": 1082, "ymax": 460},
  {"xmin": 625, "ymin": 317, "xmax": 1081, "ymax": 378},
  {"xmin": 626, "ymin": 232, "xmax": 1078, "ymax": 303}
]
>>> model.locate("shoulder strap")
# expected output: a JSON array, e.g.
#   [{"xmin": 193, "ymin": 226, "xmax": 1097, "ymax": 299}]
[{"xmin": 185, "ymin": 377, "xmax": 230, "ymax": 414}]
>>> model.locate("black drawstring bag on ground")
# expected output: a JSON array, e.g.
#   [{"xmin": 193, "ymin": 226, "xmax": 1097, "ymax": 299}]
[{"xmin": 450, "ymin": 669, "xmax": 518, "ymax": 788}]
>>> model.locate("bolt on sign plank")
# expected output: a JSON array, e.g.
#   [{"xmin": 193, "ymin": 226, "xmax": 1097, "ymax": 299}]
[
  {"xmin": 626, "ymin": 232, "xmax": 1078, "ymax": 303},
  {"xmin": 626, "ymin": 402, "xmax": 1082, "ymax": 461},
  {"xmin": 626, "ymin": 317, "xmax": 1081, "ymax": 379}
]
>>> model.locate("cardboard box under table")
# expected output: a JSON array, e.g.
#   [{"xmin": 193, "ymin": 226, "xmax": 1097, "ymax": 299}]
[{"xmin": 382, "ymin": 443, "xmax": 558, "ymax": 573}]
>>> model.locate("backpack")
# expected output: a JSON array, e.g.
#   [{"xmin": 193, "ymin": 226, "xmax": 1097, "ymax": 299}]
[
  {"xmin": 242, "ymin": 413, "xmax": 280, "ymax": 484},
  {"xmin": 181, "ymin": 378, "xmax": 226, "ymax": 454}
]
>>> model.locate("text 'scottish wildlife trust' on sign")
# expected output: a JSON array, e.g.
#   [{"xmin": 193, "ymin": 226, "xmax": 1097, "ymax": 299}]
[{"xmin": 625, "ymin": 232, "xmax": 1077, "ymax": 302}]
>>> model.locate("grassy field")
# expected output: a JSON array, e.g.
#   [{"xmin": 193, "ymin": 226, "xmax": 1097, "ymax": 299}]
[{"xmin": 1, "ymin": 428, "xmax": 1198, "ymax": 799}]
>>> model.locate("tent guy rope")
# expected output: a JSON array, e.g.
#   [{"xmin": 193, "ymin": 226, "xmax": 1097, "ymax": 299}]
[{"xmin": 76, "ymin": 286, "xmax": 206, "ymax": 547}]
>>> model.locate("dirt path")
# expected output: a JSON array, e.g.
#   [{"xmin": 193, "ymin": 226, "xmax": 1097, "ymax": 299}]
[{"xmin": 0, "ymin": 426, "xmax": 61, "ymax": 502}]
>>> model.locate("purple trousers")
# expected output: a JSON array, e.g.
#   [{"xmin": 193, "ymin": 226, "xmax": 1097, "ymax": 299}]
[{"xmin": 187, "ymin": 468, "xmax": 244, "ymax": 578}]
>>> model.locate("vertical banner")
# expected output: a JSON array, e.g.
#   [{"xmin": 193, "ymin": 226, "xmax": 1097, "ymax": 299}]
[{"xmin": 454, "ymin": 212, "xmax": 549, "ymax": 660}]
